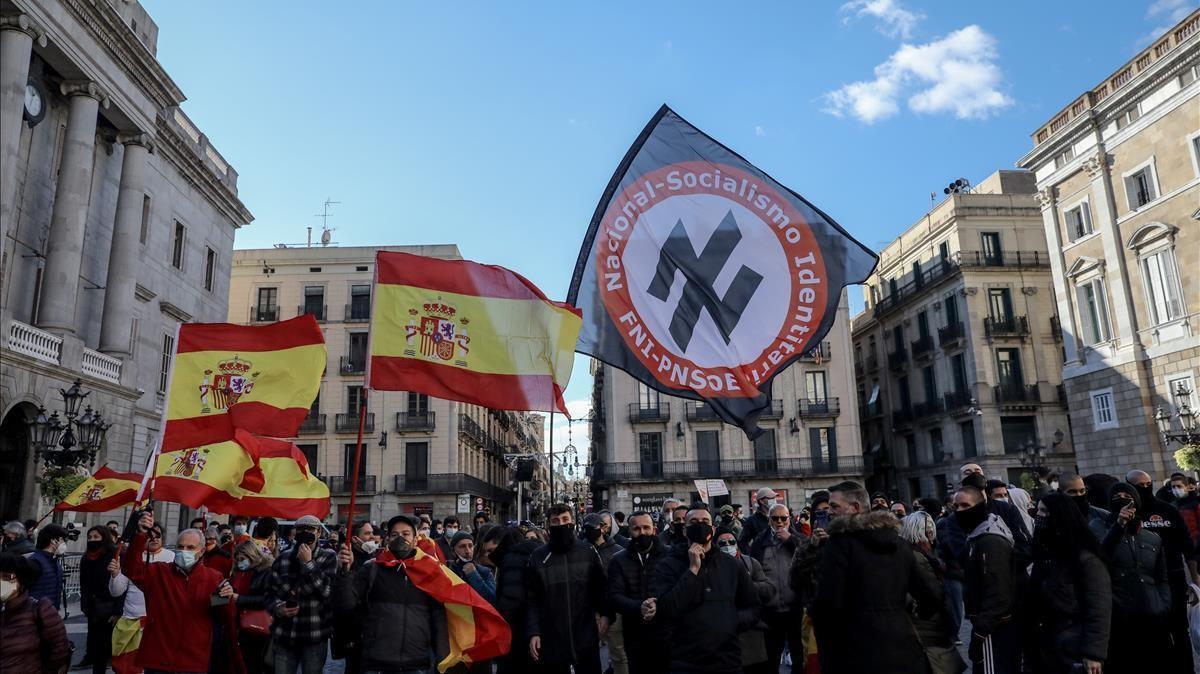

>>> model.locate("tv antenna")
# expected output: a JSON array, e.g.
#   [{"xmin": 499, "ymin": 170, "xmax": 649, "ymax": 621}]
[{"xmin": 314, "ymin": 198, "xmax": 339, "ymax": 247}]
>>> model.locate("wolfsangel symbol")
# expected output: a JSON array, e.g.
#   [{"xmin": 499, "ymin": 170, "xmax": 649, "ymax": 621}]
[
  {"xmin": 198, "ymin": 356, "xmax": 259, "ymax": 414},
  {"xmin": 595, "ymin": 161, "xmax": 828, "ymax": 398},
  {"xmin": 405, "ymin": 300, "xmax": 471, "ymax": 363}
]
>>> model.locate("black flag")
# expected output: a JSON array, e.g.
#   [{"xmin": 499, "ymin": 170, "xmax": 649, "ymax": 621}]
[{"xmin": 567, "ymin": 105, "xmax": 878, "ymax": 437}]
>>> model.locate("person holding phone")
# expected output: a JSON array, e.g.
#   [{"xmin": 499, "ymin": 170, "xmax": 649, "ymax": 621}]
[{"xmin": 267, "ymin": 514, "xmax": 338, "ymax": 674}]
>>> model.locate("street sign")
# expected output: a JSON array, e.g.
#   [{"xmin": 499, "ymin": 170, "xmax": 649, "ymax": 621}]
[
  {"xmin": 632, "ymin": 493, "xmax": 673, "ymax": 511},
  {"xmin": 456, "ymin": 494, "xmax": 470, "ymax": 514},
  {"xmin": 474, "ymin": 496, "xmax": 484, "ymax": 512}
]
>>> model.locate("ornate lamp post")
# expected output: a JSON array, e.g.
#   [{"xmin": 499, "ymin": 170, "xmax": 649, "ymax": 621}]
[
  {"xmin": 1017, "ymin": 438, "xmax": 1049, "ymax": 488},
  {"xmin": 27, "ymin": 379, "xmax": 110, "ymax": 470},
  {"xmin": 1155, "ymin": 381, "xmax": 1199, "ymax": 446}
]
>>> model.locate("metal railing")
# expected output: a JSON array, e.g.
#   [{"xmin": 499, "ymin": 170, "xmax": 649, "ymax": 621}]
[
  {"xmin": 943, "ymin": 390, "xmax": 972, "ymax": 413},
  {"xmin": 873, "ymin": 251, "xmax": 1050, "ymax": 318},
  {"xmin": 340, "ymin": 355, "xmax": 366, "ymax": 375},
  {"xmin": 758, "ymin": 399, "xmax": 784, "ymax": 419},
  {"xmin": 590, "ymin": 455, "xmax": 864, "ymax": 483},
  {"xmin": 252, "ymin": 307, "xmax": 277, "ymax": 322},
  {"xmin": 984, "ymin": 316, "xmax": 1030, "ymax": 338},
  {"xmin": 458, "ymin": 414, "xmax": 486, "ymax": 445},
  {"xmin": 938, "ymin": 321, "xmax": 965, "ymax": 346},
  {"xmin": 335, "ymin": 412, "xmax": 375, "ymax": 433},
  {"xmin": 393, "ymin": 473, "xmax": 512, "ymax": 502},
  {"xmin": 685, "ymin": 401, "xmax": 721, "ymax": 421},
  {"xmin": 297, "ymin": 304, "xmax": 327, "ymax": 321},
  {"xmin": 910, "ymin": 335, "xmax": 935, "ymax": 359},
  {"xmin": 298, "ymin": 414, "xmax": 326, "ymax": 434},
  {"xmin": 892, "ymin": 406, "xmax": 914, "ymax": 426},
  {"xmin": 797, "ymin": 397, "xmax": 840, "ymax": 417},
  {"xmin": 323, "ymin": 475, "xmax": 377, "ymax": 494},
  {"xmin": 628, "ymin": 402, "xmax": 670, "ymax": 423},
  {"xmin": 887, "ymin": 348, "xmax": 908, "ymax": 371},
  {"xmin": 865, "ymin": 353, "xmax": 880, "ymax": 372},
  {"xmin": 913, "ymin": 399, "xmax": 943, "ymax": 419},
  {"xmin": 345, "ymin": 302, "xmax": 371, "ymax": 322},
  {"xmin": 396, "ymin": 411, "xmax": 436, "ymax": 432},
  {"xmin": 993, "ymin": 384, "xmax": 1039, "ymax": 404},
  {"xmin": 799, "ymin": 342, "xmax": 832, "ymax": 361}
]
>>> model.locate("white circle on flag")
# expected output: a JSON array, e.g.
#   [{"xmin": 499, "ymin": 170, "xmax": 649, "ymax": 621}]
[{"xmin": 622, "ymin": 193, "xmax": 790, "ymax": 369}]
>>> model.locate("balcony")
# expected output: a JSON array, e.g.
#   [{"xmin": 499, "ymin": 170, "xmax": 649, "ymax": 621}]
[
  {"xmin": 873, "ymin": 251, "xmax": 1050, "ymax": 319},
  {"xmin": 799, "ymin": 342, "xmax": 832, "ymax": 362},
  {"xmin": 910, "ymin": 334, "xmax": 935, "ymax": 360},
  {"xmin": 758, "ymin": 399, "xmax": 784, "ymax": 420},
  {"xmin": 297, "ymin": 414, "xmax": 326, "ymax": 434},
  {"xmin": 797, "ymin": 397, "xmax": 840, "ymax": 417},
  {"xmin": 340, "ymin": 355, "xmax": 366, "ymax": 375},
  {"xmin": 81, "ymin": 348, "xmax": 122, "ymax": 384},
  {"xmin": 396, "ymin": 411, "xmax": 436, "ymax": 432},
  {"xmin": 628, "ymin": 402, "xmax": 670, "ymax": 423},
  {"xmin": 913, "ymin": 399, "xmax": 943, "ymax": 420},
  {"xmin": 345, "ymin": 302, "xmax": 371, "ymax": 322},
  {"xmin": 685, "ymin": 401, "xmax": 721, "ymax": 421},
  {"xmin": 7, "ymin": 320, "xmax": 63, "ymax": 365},
  {"xmin": 993, "ymin": 384, "xmax": 1040, "ymax": 407},
  {"xmin": 984, "ymin": 316, "xmax": 1030, "ymax": 340},
  {"xmin": 589, "ymin": 455, "xmax": 865, "ymax": 483},
  {"xmin": 324, "ymin": 474, "xmax": 377, "ymax": 494},
  {"xmin": 892, "ymin": 406, "xmax": 914, "ymax": 427},
  {"xmin": 458, "ymin": 414, "xmax": 486, "ymax": 445},
  {"xmin": 887, "ymin": 348, "xmax": 908, "ymax": 371},
  {"xmin": 251, "ymin": 306, "xmax": 278, "ymax": 322},
  {"xmin": 393, "ymin": 473, "xmax": 512, "ymax": 502},
  {"xmin": 943, "ymin": 390, "xmax": 972, "ymax": 414},
  {"xmin": 335, "ymin": 412, "xmax": 375, "ymax": 433},
  {"xmin": 938, "ymin": 321, "xmax": 965, "ymax": 348},
  {"xmin": 860, "ymin": 400, "xmax": 884, "ymax": 419},
  {"xmin": 865, "ymin": 353, "xmax": 880, "ymax": 372},
  {"xmin": 297, "ymin": 304, "xmax": 327, "ymax": 322},
  {"xmin": 1056, "ymin": 384, "xmax": 1068, "ymax": 407},
  {"xmin": 1050, "ymin": 316, "xmax": 1063, "ymax": 342}
]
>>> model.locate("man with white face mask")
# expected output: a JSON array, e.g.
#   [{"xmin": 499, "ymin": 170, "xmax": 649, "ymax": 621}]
[
  {"xmin": 27, "ymin": 523, "xmax": 68, "ymax": 608},
  {"xmin": 348, "ymin": 520, "xmax": 378, "ymax": 570}
]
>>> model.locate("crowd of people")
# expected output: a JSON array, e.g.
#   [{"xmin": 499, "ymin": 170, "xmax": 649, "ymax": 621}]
[{"xmin": 2, "ymin": 463, "xmax": 1200, "ymax": 674}]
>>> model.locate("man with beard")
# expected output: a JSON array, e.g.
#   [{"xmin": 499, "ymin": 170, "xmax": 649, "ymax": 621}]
[
  {"xmin": 649, "ymin": 506, "xmax": 759, "ymax": 673},
  {"xmin": 268, "ymin": 514, "xmax": 339, "ymax": 674},
  {"xmin": 1126, "ymin": 469, "xmax": 1198, "ymax": 672},
  {"xmin": 334, "ymin": 514, "xmax": 449, "ymax": 672},
  {"xmin": 527, "ymin": 504, "xmax": 608, "ymax": 674},
  {"xmin": 607, "ymin": 512, "xmax": 670, "ymax": 674},
  {"xmin": 1058, "ymin": 473, "xmax": 1112, "ymax": 541}
]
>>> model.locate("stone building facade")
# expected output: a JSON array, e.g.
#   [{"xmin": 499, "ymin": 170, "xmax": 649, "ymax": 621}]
[
  {"xmin": 589, "ymin": 291, "xmax": 863, "ymax": 514},
  {"xmin": 1016, "ymin": 10, "xmax": 1199, "ymax": 477},
  {"xmin": 851, "ymin": 171, "xmax": 1075, "ymax": 502},
  {"xmin": 0, "ymin": 0, "xmax": 251, "ymax": 532},
  {"xmin": 228, "ymin": 245, "xmax": 548, "ymax": 524}
]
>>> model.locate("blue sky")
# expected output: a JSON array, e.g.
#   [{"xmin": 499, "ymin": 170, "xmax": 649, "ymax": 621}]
[{"xmin": 143, "ymin": 0, "xmax": 1196, "ymax": 455}]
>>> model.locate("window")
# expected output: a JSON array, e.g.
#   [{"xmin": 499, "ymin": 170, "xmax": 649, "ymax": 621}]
[
  {"xmin": 308, "ymin": 267, "xmax": 322, "ymax": 273},
  {"xmin": 349, "ymin": 284, "xmax": 371, "ymax": 320},
  {"xmin": 753, "ymin": 430, "xmax": 777, "ymax": 472},
  {"xmin": 930, "ymin": 428, "xmax": 944, "ymax": 463},
  {"xmin": 303, "ymin": 286, "xmax": 324, "ymax": 318},
  {"xmin": 908, "ymin": 478, "xmax": 922, "ymax": 501},
  {"xmin": 203, "ymin": 247, "xmax": 216, "ymax": 292},
  {"xmin": 951, "ymin": 354, "xmax": 968, "ymax": 394},
  {"xmin": 996, "ymin": 348, "xmax": 1024, "ymax": 389},
  {"xmin": 171, "ymin": 221, "xmax": 186, "ymax": 269},
  {"xmin": 696, "ymin": 430, "xmax": 721, "ymax": 476},
  {"xmin": 892, "ymin": 325, "xmax": 905, "ymax": 353},
  {"xmin": 1166, "ymin": 374, "xmax": 1198, "ymax": 415},
  {"xmin": 960, "ymin": 420, "xmax": 977, "ymax": 457},
  {"xmin": 1190, "ymin": 131, "xmax": 1200, "ymax": 177},
  {"xmin": 348, "ymin": 332, "xmax": 368, "ymax": 370},
  {"xmin": 922, "ymin": 366, "xmax": 937, "ymax": 402},
  {"xmin": 1064, "ymin": 201, "xmax": 1093, "ymax": 241},
  {"xmin": 938, "ymin": 241, "xmax": 950, "ymax": 260},
  {"xmin": 407, "ymin": 392, "xmax": 429, "ymax": 416},
  {"xmin": 810, "ymin": 427, "xmax": 837, "ymax": 469},
  {"xmin": 944, "ymin": 295, "xmax": 959, "ymax": 325},
  {"xmin": 296, "ymin": 444, "xmax": 318, "ymax": 470},
  {"xmin": 1124, "ymin": 164, "xmax": 1157, "ymax": 209},
  {"xmin": 1090, "ymin": 388, "xmax": 1118, "ymax": 429},
  {"xmin": 897, "ymin": 375, "xmax": 912, "ymax": 410},
  {"xmin": 347, "ymin": 385, "xmax": 364, "ymax": 414},
  {"xmin": 1001, "ymin": 416, "xmax": 1037, "ymax": 453},
  {"xmin": 1076, "ymin": 279, "xmax": 1112, "ymax": 345},
  {"xmin": 904, "ymin": 434, "xmax": 918, "ymax": 466},
  {"xmin": 981, "ymin": 232, "xmax": 1002, "ymax": 264},
  {"xmin": 917, "ymin": 311, "xmax": 930, "ymax": 339},
  {"xmin": 255, "ymin": 287, "xmax": 278, "ymax": 322},
  {"xmin": 139, "ymin": 195, "xmax": 151, "ymax": 244},
  {"xmin": 405, "ymin": 442, "xmax": 429, "ymax": 479},
  {"xmin": 1114, "ymin": 105, "xmax": 1141, "ymax": 130},
  {"xmin": 1053, "ymin": 147, "xmax": 1075, "ymax": 169},
  {"xmin": 158, "ymin": 333, "xmax": 174, "ymax": 394},
  {"xmin": 343, "ymin": 443, "xmax": 367, "ymax": 480},
  {"xmin": 988, "ymin": 288, "xmax": 1014, "ymax": 322},
  {"xmin": 912, "ymin": 260, "xmax": 923, "ymax": 288},
  {"xmin": 638, "ymin": 382, "xmax": 661, "ymax": 409},
  {"xmin": 308, "ymin": 392, "xmax": 320, "ymax": 417},
  {"xmin": 1140, "ymin": 248, "xmax": 1185, "ymax": 324},
  {"xmin": 805, "ymin": 371, "xmax": 828, "ymax": 402},
  {"xmin": 1180, "ymin": 63, "xmax": 1199, "ymax": 87},
  {"xmin": 639, "ymin": 432, "xmax": 663, "ymax": 477},
  {"xmin": 934, "ymin": 474, "xmax": 948, "ymax": 499}
]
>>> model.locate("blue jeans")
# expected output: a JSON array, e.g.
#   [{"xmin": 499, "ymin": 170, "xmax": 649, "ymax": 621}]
[
  {"xmin": 943, "ymin": 577, "xmax": 964, "ymax": 637},
  {"xmin": 273, "ymin": 641, "xmax": 327, "ymax": 674}
]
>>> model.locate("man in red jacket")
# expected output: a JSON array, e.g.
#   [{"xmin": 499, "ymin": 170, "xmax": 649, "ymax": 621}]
[{"xmin": 123, "ymin": 511, "xmax": 232, "ymax": 673}]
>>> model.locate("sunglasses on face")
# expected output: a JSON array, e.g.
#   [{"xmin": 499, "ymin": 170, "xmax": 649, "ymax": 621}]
[
  {"xmin": 717, "ymin": 540, "xmax": 737, "ymax": 548},
  {"xmin": 147, "ymin": 531, "xmax": 162, "ymax": 539},
  {"xmin": 770, "ymin": 516, "xmax": 790, "ymax": 522}
]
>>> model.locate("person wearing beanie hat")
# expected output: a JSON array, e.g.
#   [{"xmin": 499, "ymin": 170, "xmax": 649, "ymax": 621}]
[
  {"xmin": 870, "ymin": 492, "xmax": 890, "ymax": 511},
  {"xmin": 718, "ymin": 504, "xmax": 742, "ymax": 540},
  {"xmin": 449, "ymin": 530, "xmax": 495, "ymax": 603}
]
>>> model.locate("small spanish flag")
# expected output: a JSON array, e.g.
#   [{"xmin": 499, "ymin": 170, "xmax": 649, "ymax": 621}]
[
  {"xmin": 375, "ymin": 546, "xmax": 511, "ymax": 671},
  {"xmin": 54, "ymin": 465, "xmax": 140, "ymax": 512},
  {"xmin": 161, "ymin": 316, "xmax": 326, "ymax": 452},
  {"xmin": 368, "ymin": 251, "xmax": 581, "ymax": 415}
]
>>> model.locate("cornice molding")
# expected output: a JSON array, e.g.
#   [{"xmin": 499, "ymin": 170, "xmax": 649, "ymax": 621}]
[
  {"xmin": 154, "ymin": 116, "xmax": 253, "ymax": 227},
  {"xmin": 158, "ymin": 300, "xmax": 192, "ymax": 323},
  {"xmin": 134, "ymin": 283, "xmax": 156, "ymax": 302},
  {"xmin": 116, "ymin": 132, "xmax": 153, "ymax": 152}
]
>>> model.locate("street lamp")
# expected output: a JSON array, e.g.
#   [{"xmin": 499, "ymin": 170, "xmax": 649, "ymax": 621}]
[
  {"xmin": 1155, "ymin": 381, "xmax": 1199, "ymax": 446},
  {"xmin": 27, "ymin": 379, "xmax": 110, "ymax": 470},
  {"xmin": 1017, "ymin": 438, "xmax": 1048, "ymax": 483}
]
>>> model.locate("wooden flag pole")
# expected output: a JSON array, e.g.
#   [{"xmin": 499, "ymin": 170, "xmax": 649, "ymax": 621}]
[{"xmin": 344, "ymin": 389, "xmax": 369, "ymax": 548}]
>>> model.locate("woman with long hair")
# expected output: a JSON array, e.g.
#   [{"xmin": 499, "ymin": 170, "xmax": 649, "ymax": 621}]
[
  {"xmin": 225, "ymin": 540, "xmax": 275, "ymax": 674},
  {"xmin": 1027, "ymin": 492, "xmax": 1111, "ymax": 674},
  {"xmin": 79, "ymin": 525, "xmax": 120, "ymax": 674}
]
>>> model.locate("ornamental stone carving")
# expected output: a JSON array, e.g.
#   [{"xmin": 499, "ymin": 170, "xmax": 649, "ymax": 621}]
[
  {"xmin": 1021, "ymin": 287, "xmax": 1038, "ymax": 295},
  {"xmin": 60, "ymin": 80, "xmax": 111, "ymax": 108},
  {"xmin": 117, "ymin": 132, "xmax": 155, "ymax": 153},
  {"xmin": 0, "ymin": 14, "xmax": 49, "ymax": 47},
  {"xmin": 1035, "ymin": 187, "xmax": 1056, "ymax": 209},
  {"xmin": 1082, "ymin": 153, "xmax": 1109, "ymax": 178}
]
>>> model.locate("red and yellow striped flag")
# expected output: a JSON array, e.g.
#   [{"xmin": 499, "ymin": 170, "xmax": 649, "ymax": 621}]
[
  {"xmin": 53, "ymin": 465, "xmax": 139, "ymax": 512},
  {"xmin": 375, "ymin": 546, "xmax": 511, "ymax": 671},
  {"xmin": 368, "ymin": 251, "xmax": 581, "ymax": 414},
  {"xmin": 161, "ymin": 316, "xmax": 326, "ymax": 452}
]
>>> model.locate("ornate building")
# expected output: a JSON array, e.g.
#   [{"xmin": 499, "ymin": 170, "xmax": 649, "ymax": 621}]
[
  {"xmin": 1016, "ymin": 10, "xmax": 1199, "ymax": 476},
  {"xmin": 0, "ymin": 0, "xmax": 252, "ymax": 530}
]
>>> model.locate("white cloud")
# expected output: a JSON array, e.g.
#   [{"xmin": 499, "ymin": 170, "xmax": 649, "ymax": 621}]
[
  {"xmin": 1139, "ymin": 0, "xmax": 1196, "ymax": 46},
  {"xmin": 840, "ymin": 0, "xmax": 923, "ymax": 40},
  {"xmin": 823, "ymin": 25, "xmax": 1012, "ymax": 124},
  {"xmin": 754, "ymin": 125, "xmax": 766, "ymax": 136}
]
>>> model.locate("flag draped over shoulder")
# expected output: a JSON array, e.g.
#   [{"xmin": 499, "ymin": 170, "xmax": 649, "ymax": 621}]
[
  {"xmin": 375, "ymin": 547, "xmax": 510, "ymax": 672},
  {"xmin": 54, "ymin": 465, "xmax": 139, "ymax": 512},
  {"xmin": 161, "ymin": 316, "xmax": 326, "ymax": 452},
  {"xmin": 567, "ymin": 105, "xmax": 878, "ymax": 437},
  {"xmin": 369, "ymin": 251, "xmax": 581, "ymax": 415}
]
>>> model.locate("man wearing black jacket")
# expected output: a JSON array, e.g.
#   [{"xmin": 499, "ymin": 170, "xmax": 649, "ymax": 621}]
[
  {"xmin": 953, "ymin": 486, "xmax": 1017, "ymax": 674},
  {"xmin": 649, "ymin": 506, "xmax": 759, "ymax": 673},
  {"xmin": 737, "ymin": 488, "xmax": 777, "ymax": 552},
  {"xmin": 527, "ymin": 504, "xmax": 608, "ymax": 674},
  {"xmin": 608, "ymin": 512, "xmax": 670, "ymax": 674}
]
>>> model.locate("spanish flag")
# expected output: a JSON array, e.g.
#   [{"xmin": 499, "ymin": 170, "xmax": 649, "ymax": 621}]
[
  {"xmin": 369, "ymin": 251, "xmax": 581, "ymax": 415},
  {"xmin": 152, "ymin": 430, "xmax": 329, "ymax": 518},
  {"xmin": 375, "ymin": 547, "xmax": 511, "ymax": 671},
  {"xmin": 161, "ymin": 316, "xmax": 326, "ymax": 452},
  {"xmin": 53, "ymin": 465, "xmax": 139, "ymax": 512}
]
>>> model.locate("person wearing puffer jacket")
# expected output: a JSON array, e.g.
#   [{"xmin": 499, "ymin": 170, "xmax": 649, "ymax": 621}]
[
  {"xmin": 487, "ymin": 527, "xmax": 540, "ymax": 674},
  {"xmin": 1099, "ymin": 482, "xmax": 1171, "ymax": 674},
  {"xmin": 953, "ymin": 485, "xmax": 1017, "ymax": 674}
]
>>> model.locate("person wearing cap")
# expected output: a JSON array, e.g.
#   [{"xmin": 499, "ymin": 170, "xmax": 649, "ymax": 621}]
[
  {"xmin": 870, "ymin": 492, "xmax": 891, "ymax": 511},
  {"xmin": 334, "ymin": 514, "xmax": 449, "ymax": 673},
  {"xmin": 718, "ymin": 504, "xmax": 742, "ymax": 540},
  {"xmin": 738, "ymin": 487, "xmax": 778, "ymax": 552},
  {"xmin": 267, "ymin": 514, "xmax": 338, "ymax": 674},
  {"xmin": 448, "ymin": 530, "xmax": 496, "ymax": 603}
]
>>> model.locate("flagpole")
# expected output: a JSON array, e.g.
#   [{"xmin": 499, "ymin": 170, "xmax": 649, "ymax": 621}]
[
  {"xmin": 548, "ymin": 411, "xmax": 555, "ymax": 504},
  {"xmin": 344, "ymin": 388, "xmax": 368, "ymax": 548}
]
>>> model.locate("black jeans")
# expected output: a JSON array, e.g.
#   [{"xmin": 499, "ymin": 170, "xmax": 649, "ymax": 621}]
[
  {"xmin": 86, "ymin": 615, "xmax": 114, "ymax": 674},
  {"xmin": 762, "ymin": 610, "xmax": 803, "ymax": 671}
]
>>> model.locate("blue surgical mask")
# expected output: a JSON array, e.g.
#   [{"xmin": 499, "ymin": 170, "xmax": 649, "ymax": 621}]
[
  {"xmin": 233, "ymin": 525, "xmax": 247, "ymax": 537},
  {"xmin": 236, "ymin": 558, "xmax": 251, "ymax": 571},
  {"xmin": 174, "ymin": 550, "xmax": 197, "ymax": 571}
]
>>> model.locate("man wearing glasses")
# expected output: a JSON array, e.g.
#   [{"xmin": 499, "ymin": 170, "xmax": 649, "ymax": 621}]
[
  {"xmin": 748, "ymin": 504, "xmax": 803, "ymax": 673},
  {"xmin": 268, "ymin": 514, "xmax": 338, "ymax": 674}
]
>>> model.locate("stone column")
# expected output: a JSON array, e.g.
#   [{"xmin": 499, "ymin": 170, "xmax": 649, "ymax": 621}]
[
  {"xmin": 1036, "ymin": 187, "xmax": 1082, "ymax": 365},
  {"xmin": 1083, "ymin": 151, "xmax": 1140, "ymax": 350},
  {"xmin": 0, "ymin": 15, "xmax": 41, "ymax": 269},
  {"xmin": 99, "ymin": 134, "xmax": 152, "ymax": 355},
  {"xmin": 37, "ymin": 81, "xmax": 105, "ymax": 334}
]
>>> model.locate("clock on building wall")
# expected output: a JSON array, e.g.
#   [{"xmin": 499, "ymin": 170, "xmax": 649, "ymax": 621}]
[{"xmin": 23, "ymin": 79, "xmax": 47, "ymax": 126}]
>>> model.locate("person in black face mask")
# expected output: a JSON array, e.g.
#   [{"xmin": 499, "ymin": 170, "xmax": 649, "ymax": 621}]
[
  {"xmin": 952, "ymin": 486, "xmax": 1018, "ymax": 674},
  {"xmin": 607, "ymin": 512, "xmax": 670, "ymax": 674},
  {"xmin": 1057, "ymin": 473, "xmax": 1112, "ymax": 542},
  {"xmin": 78, "ymin": 525, "xmax": 120, "ymax": 674},
  {"xmin": 648, "ymin": 506, "xmax": 760, "ymax": 674},
  {"xmin": 660, "ymin": 504, "xmax": 690, "ymax": 549},
  {"xmin": 1124, "ymin": 470, "xmax": 1198, "ymax": 672},
  {"xmin": 526, "ymin": 504, "xmax": 608, "ymax": 674}
]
